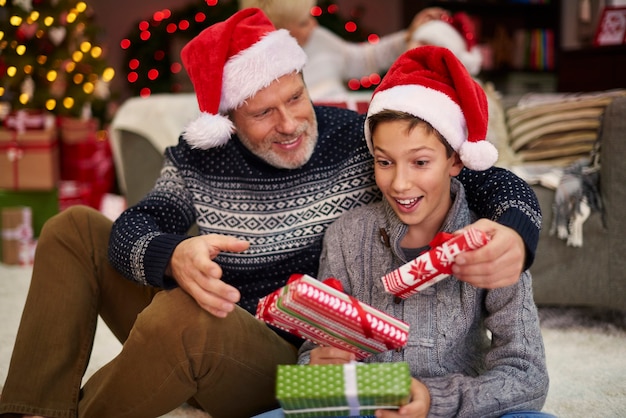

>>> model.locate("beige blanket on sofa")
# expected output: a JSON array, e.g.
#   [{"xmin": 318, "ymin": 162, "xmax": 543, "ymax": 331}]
[{"xmin": 109, "ymin": 94, "xmax": 200, "ymax": 194}]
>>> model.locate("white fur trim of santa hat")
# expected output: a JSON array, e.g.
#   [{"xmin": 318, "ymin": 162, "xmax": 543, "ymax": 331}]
[
  {"xmin": 181, "ymin": 8, "xmax": 307, "ymax": 150},
  {"xmin": 220, "ymin": 29, "xmax": 305, "ymax": 113},
  {"xmin": 364, "ymin": 46, "xmax": 497, "ymax": 171},
  {"xmin": 366, "ymin": 84, "xmax": 466, "ymax": 154}
]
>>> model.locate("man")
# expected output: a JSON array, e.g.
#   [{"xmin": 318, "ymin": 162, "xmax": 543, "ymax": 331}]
[{"xmin": 0, "ymin": 8, "xmax": 541, "ymax": 418}]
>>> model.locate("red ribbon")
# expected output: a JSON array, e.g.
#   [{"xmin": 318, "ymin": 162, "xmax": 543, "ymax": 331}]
[
  {"xmin": 428, "ymin": 231, "xmax": 454, "ymax": 248},
  {"xmin": 427, "ymin": 232, "xmax": 457, "ymax": 274}
]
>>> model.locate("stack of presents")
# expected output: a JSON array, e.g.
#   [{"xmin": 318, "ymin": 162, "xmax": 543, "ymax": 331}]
[
  {"xmin": 0, "ymin": 109, "xmax": 116, "ymax": 265},
  {"xmin": 257, "ymin": 273, "xmax": 412, "ymax": 417},
  {"xmin": 256, "ymin": 230, "xmax": 488, "ymax": 417}
]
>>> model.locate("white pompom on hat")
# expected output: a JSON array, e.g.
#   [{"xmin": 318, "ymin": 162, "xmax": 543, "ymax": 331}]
[
  {"xmin": 180, "ymin": 8, "xmax": 307, "ymax": 149},
  {"xmin": 411, "ymin": 12, "xmax": 482, "ymax": 76},
  {"xmin": 364, "ymin": 46, "xmax": 497, "ymax": 171}
]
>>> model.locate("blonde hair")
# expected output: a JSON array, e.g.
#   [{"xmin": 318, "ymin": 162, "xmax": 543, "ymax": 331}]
[{"xmin": 239, "ymin": 0, "xmax": 316, "ymax": 29}]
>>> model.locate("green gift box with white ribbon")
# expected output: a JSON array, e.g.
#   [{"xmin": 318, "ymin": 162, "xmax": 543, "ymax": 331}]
[{"xmin": 276, "ymin": 362, "xmax": 411, "ymax": 417}]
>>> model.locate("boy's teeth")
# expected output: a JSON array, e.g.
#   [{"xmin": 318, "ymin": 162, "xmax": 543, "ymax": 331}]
[{"xmin": 397, "ymin": 198, "xmax": 416, "ymax": 205}]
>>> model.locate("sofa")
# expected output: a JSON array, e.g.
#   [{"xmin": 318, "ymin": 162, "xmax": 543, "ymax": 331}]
[{"xmin": 109, "ymin": 93, "xmax": 626, "ymax": 312}]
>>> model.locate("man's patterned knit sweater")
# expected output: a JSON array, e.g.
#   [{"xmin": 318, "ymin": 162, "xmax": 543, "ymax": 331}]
[{"xmin": 109, "ymin": 106, "xmax": 541, "ymax": 315}]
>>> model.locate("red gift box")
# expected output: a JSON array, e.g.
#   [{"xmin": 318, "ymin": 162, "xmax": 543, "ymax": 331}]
[
  {"xmin": 61, "ymin": 137, "xmax": 112, "ymax": 180},
  {"xmin": 60, "ymin": 136, "xmax": 115, "ymax": 209},
  {"xmin": 256, "ymin": 274, "xmax": 409, "ymax": 360},
  {"xmin": 382, "ymin": 229, "xmax": 490, "ymax": 299}
]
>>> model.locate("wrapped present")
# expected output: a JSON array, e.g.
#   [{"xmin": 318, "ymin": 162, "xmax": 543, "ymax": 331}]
[
  {"xmin": 0, "ymin": 127, "xmax": 59, "ymax": 190},
  {"xmin": 256, "ymin": 274, "xmax": 409, "ymax": 360},
  {"xmin": 4, "ymin": 109, "xmax": 52, "ymax": 131},
  {"xmin": 58, "ymin": 180, "xmax": 92, "ymax": 210},
  {"xmin": 382, "ymin": 229, "xmax": 490, "ymax": 299},
  {"xmin": 60, "ymin": 135, "xmax": 115, "ymax": 209},
  {"xmin": 276, "ymin": 362, "xmax": 411, "ymax": 417},
  {"xmin": 61, "ymin": 135, "xmax": 113, "ymax": 181},
  {"xmin": 0, "ymin": 189, "xmax": 59, "ymax": 238},
  {"xmin": 58, "ymin": 116, "xmax": 98, "ymax": 144},
  {"xmin": 1, "ymin": 206, "xmax": 34, "ymax": 265}
]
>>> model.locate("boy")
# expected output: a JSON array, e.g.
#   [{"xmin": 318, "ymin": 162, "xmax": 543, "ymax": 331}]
[{"xmin": 297, "ymin": 46, "xmax": 549, "ymax": 417}]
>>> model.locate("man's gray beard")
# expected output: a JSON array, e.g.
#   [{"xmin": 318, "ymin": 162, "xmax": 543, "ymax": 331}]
[
  {"xmin": 266, "ymin": 130, "xmax": 318, "ymax": 169},
  {"xmin": 238, "ymin": 118, "xmax": 319, "ymax": 169}
]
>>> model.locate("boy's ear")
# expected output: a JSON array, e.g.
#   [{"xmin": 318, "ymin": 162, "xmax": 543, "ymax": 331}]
[{"xmin": 449, "ymin": 152, "xmax": 464, "ymax": 176}]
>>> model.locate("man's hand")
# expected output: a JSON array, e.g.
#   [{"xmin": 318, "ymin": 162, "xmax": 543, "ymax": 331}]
[
  {"xmin": 309, "ymin": 346, "xmax": 355, "ymax": 365},
  {"xmin": 168, "ymin": 234, "xmax": 250, "ymax": 317},
  {"xmin": 451, "ymin": 219, "xmax": 526, "ymax": 288},
  {"xmin": 375, "ymin": 378, "xmax": 430, "ymax": 418}
]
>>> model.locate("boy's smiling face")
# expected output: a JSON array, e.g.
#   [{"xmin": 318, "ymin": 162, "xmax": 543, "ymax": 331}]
[{"xmin": 372, "ymin": 119, "xmax": 463, "ymax": 247}]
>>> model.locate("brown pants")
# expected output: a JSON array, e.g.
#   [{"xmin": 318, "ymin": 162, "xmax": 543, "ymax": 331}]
[{"xmin": 0, "ymin": 206, "xmax": 297, "ymax": 418}]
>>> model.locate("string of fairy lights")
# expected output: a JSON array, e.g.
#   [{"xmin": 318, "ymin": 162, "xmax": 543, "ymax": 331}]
[
  {"xmin": 120, "ymin": 0, "xmax": 383, "ymax": 97},
  {"xmin": 0, "ymin": 0, "xmax": 115, "ymax": 122},
  {"xmin": 0, "ymin": 0, "xmax": 383, "ymax": 122}
]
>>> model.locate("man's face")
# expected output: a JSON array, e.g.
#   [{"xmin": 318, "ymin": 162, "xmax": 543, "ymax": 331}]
[{"xmin": 231, "ymin": 72, "xmax": 318, "ymax": 169}]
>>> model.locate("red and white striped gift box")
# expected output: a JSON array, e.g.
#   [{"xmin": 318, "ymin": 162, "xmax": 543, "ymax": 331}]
[{"xmin": 256, "ymin": 274, "xmax": 409, "ymax": 360}]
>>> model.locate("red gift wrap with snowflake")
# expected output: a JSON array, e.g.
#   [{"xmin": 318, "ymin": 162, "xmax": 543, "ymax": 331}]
[{"xmin": 382, "ymin": 228, "xmax": 490, "ymax": 299}]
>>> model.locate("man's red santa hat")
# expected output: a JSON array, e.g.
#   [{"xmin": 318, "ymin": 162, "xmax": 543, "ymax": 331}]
[
  {"xmin": 364, "ymin": 46, "xmax": 497, "ymax": 171},
  {"xmin": 180, "ymin": 8, "xmax": 307, "ymax": 149}
]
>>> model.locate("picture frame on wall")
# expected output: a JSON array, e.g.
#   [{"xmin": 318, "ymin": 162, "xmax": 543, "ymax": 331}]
[{"xmin": 593, "ymin": 6, "xmax": 626, "ymax": 46}]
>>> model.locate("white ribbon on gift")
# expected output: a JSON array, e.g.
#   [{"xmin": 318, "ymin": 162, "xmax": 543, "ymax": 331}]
[
  {"xmin": 2, "ymin": 208, "xmax": 33, "ymax": 242},
  {"xmin": 344, "ymin": 362, "xmax": 360, "ymax": 416},
  {"xmin": 6, "ymin": 110, "xmax": 28, "ymax": 134},
  {"xmin": 4, "ymin": 109, "xmax": 55, "ymax": 134}
]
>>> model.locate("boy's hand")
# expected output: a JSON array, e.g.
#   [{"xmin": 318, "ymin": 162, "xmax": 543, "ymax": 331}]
[
  {"xmin": 376, "ymin": 378, "xmax": 430, "ymax": 418},
  {"xmin": 451, "ymin": 219, "xmax": 525, "ymax": 288},
  {"xmin": 309, "ymin": 346, "xmax": 355, "ymax": 365}
]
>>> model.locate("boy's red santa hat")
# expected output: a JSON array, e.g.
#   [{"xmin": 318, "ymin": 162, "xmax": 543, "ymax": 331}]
[
  {"xmin": 364, "ymin": 46, "xmax": 497, "ymax": 171},
  {"xmin": 410, "ymin": 12, "xmax": 482, "ymax": 76},
  {"xmin": 180, "ymin": 8, "xmax": 307, "ymax": 149}
]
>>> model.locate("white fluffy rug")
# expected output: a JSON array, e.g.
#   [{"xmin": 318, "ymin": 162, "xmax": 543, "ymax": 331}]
[
  {"xmin": 1, "ymin": 264, "xmax": 625, "ymax": 417},
  {"xmin": 538, "ymin": 307, "xmax": 626, "ymax": 417}
]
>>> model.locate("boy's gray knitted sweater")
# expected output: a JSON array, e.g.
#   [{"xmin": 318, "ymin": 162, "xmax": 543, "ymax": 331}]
[{"xmin": 301, "ymin": 179, "xmax": 549, "ymax": 417}]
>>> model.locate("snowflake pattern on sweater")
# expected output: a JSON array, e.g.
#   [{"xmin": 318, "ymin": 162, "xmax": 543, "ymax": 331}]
[{"xmin": 109, "ymin": 106, "xmax": 541, "ymax": 315}]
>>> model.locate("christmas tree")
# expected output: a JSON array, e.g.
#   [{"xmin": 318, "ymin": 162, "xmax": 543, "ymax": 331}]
[{"xmin": 0, "ymin": 0, "xmax": 115, "ymax": 127}]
